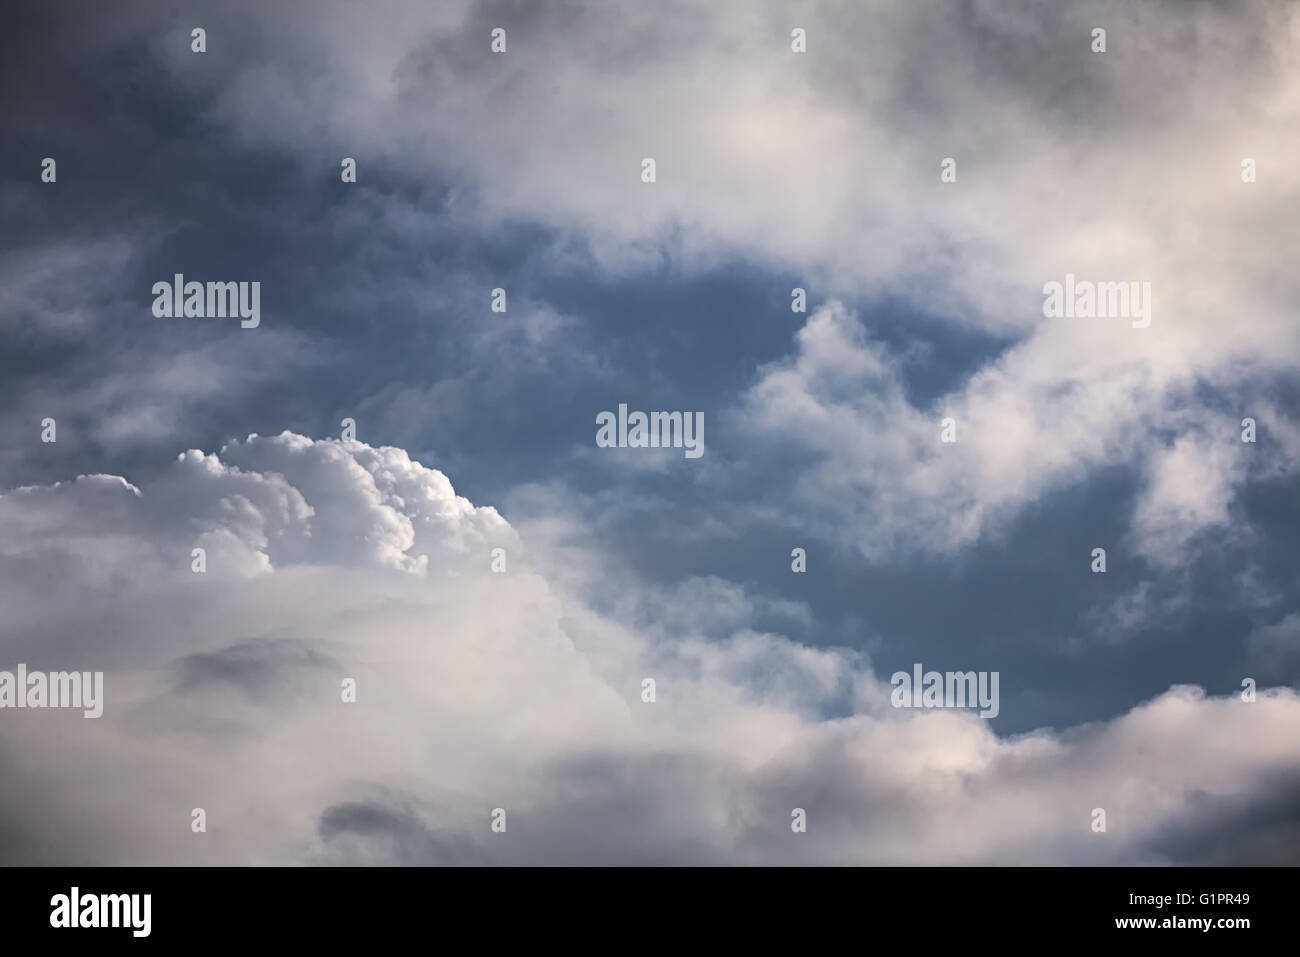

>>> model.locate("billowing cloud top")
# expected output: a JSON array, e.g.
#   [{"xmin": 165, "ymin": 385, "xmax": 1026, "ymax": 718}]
[{"xmin": 0, "ymin": 433, "xmax": 1296, "ymax": 865}]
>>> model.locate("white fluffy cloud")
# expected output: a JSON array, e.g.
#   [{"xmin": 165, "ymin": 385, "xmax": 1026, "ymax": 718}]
[
  {"xmin": 0, "ymin": 433, "xmax": 1295, "ymax": 864},
  {"xmin": 727, "ymin": 300, "xmax": 1291, "ymax": 565}
]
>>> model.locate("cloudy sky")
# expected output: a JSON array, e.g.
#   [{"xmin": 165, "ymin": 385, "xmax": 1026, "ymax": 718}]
[{"xmin": 2, "ymin": 0, "xmax": 1298, "ymax": 865}]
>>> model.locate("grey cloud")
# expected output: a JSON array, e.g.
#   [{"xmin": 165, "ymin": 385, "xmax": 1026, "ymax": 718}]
[
  {"xmin": 173, "ymin": 637, "xmax": 341, "ymax": 702},
  {"xmin": 317, "ymin": 797, "xmax": 487, "ymax": 866},
  {"xmin": 1144, "ymin": 771, "xmax": 1300, "ymax": 865}
]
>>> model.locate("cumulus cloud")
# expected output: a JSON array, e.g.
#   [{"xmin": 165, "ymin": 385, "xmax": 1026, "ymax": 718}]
[
  {"xmin": 727, "ymin": 301, "xmax": 1292, "ymax": 564},
  {"xmin": 0, "ymin": 433, "xmax": 1295, "ymax": 864}
]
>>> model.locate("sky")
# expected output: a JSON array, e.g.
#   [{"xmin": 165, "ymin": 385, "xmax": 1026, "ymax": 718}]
[{"xmin": 1, "ymin": 0, "xmax": 1298, "ymax": 865}]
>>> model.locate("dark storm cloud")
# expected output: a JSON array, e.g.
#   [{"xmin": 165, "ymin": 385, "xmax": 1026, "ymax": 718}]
[{"xmin": 1145, "ymin": 772, "xmax": 1300, "ymax": 865}]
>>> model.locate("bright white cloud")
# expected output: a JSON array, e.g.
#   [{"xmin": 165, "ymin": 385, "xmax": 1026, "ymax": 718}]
[{"xmin": 0, "ymin": 433, "xmax": 1295, "ymax": 864}]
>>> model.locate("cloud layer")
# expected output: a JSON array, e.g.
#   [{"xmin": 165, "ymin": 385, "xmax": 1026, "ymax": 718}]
[
  {"xmin": 2, "ymin": 1, "xmax": 1298, "ymax": 864},
  {"xmin": 1, "ymin": 434, "xmax": 1296, "ymax": 864}
]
